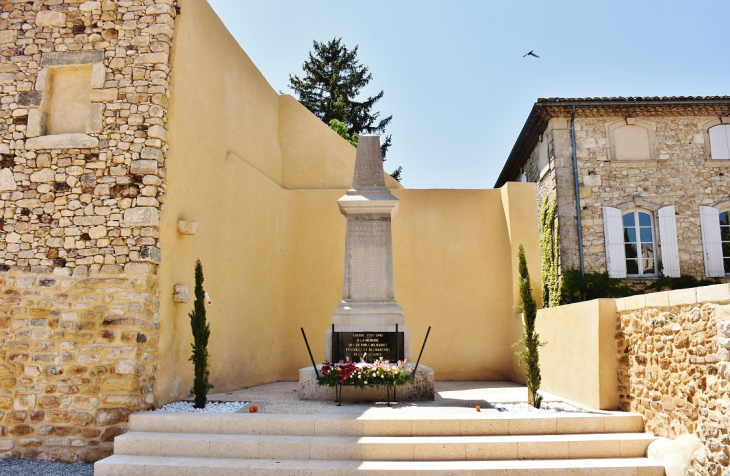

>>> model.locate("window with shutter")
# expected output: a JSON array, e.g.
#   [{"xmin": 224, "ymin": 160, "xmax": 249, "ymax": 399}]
[
  {"xmin": 709, "ymin": 124, "xmax": 730, "ymax": 160},
  {"xmin": 657, "ymin": 206, "xmax": 680, "ymax": 278},
  {"xmin": 700, "ymin": 206, "xmax": 725, "ymax": 277}
]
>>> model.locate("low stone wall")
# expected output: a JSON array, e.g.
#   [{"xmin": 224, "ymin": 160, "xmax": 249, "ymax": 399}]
[
  {"xmin": 616, "ymin": 285, "xmax": 730, "ymax": 475},
  {"xmin": 0, "ymin": 265, "xmax": 159, "ymax": 462}
]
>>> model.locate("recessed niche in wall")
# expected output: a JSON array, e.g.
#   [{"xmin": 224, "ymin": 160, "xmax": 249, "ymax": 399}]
[{"xmin": 46, "ymin": 65, "xmax": 93, "ymax": 135}]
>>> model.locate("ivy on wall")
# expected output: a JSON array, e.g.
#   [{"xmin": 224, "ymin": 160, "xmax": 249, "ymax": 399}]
[{"xmin": 539, "ymin": 197, "xmax": 562, "ymax": 308}]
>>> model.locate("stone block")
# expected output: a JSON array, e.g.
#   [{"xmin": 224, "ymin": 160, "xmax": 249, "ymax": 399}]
[
  {"xmin": 17, "ymin": 91, "xmax": 43, "ymax": 107},
  {"xmin": 141, "ymin": 147, "xmax": 163, "ymax": 161},
  {"xmin": 41, "ymin": 51, "xmax": 104, "ymax": 67},
  {"xmin": 134, "ymin": 53, "xmax": 169, "ymax": 65},
  {"xmin": 123, "ymin": 207, "xmax": 160, "ymax": 227},
  {"xmin": 30, "ymin": 168, "xmax": 54, "ymax": 183},
  {"xmin": 0, "ymin": 143, "xmax": 9, "ymax": 154},
  {"xmin": 36, "ymin": 11, "xmax": 67, "ymax": 27},
  {"xmin": 668, "ymin": 288, "xmax": 697, "ymax": 307},
  {"xmin": 139, "ymin": 246, "xmax": 161, "ymax": 264},
  {"xmin": 645, "ymin": 291, "xmax": 670, "ymax": 307},
  {"xmin": 697, "ymin": 284, "xmax": 730, "ymax": 303},
  {"xmin": 147, "ymin": 125, "xmax": 167, "ymax": 141},
  {"xmin": 86, "ymin": 104, "xmax": 103, "ymax": 134},
  {"xmin": 143, "ymin": 24, "xmax": 174, "ymax": 38},
  {"xmin": 176, "ymin": 220, "xmax": 198, "ymax": 235},
  {"xmin": 583, "ymin": 174, "xmax": 602, "ymax": 187},
  {"xmin": 0, "ymin": 30, "xmax": 15, "ymax": 44},
  {"xmin": 130, "ymin": 160, "xmax": 158, "ymax": 175},
  {"xmin": 90, "ymin": 63, "xmax": 106, "ymax": 89},
  {"xmin": 173, "ymin": 285, "xmax": 189, "ymax": 303},
  {"xmin": 26, "ymin": 134, "xmax": 99, "ymax": 150},
  {"xmin": 623, "ymin": 294, "xmax": 646, "ymax": 311},
  {"xmin": 88, "ymin": 226, "xmax": 107, "ymax": 240},
  {"xmin": 27, "ymin": 108, "xmax": 46, "ymax": 138},
  {"xmin": 79, "ymin": 1, "xmax": 101, "ymax": 11},
  {"xmin": 0, "ymin": 168, "xmax": 16, "ymax": 191}
]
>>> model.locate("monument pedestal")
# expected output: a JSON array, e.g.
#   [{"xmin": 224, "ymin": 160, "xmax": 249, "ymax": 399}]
[{"xmin": 298, "ymin": 364, "xmax": 434, "ymax": 402}]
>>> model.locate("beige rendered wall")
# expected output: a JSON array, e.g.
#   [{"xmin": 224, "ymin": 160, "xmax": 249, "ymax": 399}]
[
  {"xmin": 157, "ymin": 0, "xmax": 542, "ymax": 404},
  {"xmin": 536, "ymin": 299, "xmax": 619, "ymax": 410}
]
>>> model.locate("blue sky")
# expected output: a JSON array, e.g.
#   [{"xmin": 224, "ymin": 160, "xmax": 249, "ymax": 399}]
[{"xmin": 207, "ymin": 0, "xmax": 729, "ymax": 189}]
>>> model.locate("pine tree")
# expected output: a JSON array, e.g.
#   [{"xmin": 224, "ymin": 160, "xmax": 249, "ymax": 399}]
[
  {"xmin": 289, "ymin": 38, "xmax": 402, "ymax": 181},
  {"xmin": 189, "ymin": 259, "xmax": 213, "ymax": 408},
  {"xmin": 514, "ymin": 245, "xmax": 544, "ymax": 408}
]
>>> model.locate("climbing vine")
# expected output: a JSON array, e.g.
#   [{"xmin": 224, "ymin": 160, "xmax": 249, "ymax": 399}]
[{"xmin": 539, "ymin": 196, "xmax": 561, "ymax": 307}]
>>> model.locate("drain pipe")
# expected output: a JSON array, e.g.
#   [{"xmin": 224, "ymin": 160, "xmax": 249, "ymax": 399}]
[{"xmin": 570, "ymin": 105, "xmax": 585, "ymax": 277}]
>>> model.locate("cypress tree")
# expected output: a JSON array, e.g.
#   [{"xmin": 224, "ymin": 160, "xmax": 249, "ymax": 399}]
[
  {"xmin": 189, "ymin": 259, "xmax": 213, "ymax": 408},
  {"xmin": 289, "ymin": 38, "xmax": 402, "ymax": 181},
  {"xmin": 514, "ymin": 245, "xmax": 544, "ymax": 408}
]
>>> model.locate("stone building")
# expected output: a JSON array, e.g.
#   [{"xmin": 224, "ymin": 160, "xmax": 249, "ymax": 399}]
[
  {"xmin": 0, "ymin": 0, "xmax": 541, "ymax": 462},
  {"xmin": 495, "ymin": 97, "xmax": 730, "ymax": 282}
]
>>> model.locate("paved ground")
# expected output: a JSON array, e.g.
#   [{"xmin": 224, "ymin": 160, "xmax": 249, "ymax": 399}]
[{"xmin": 201, "ymin": 380, "xmax": 600, "ymax": 415}]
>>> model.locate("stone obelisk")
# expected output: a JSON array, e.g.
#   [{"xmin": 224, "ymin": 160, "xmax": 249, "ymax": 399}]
[
  {"xmin": 324, "ymin": 135, "xmax": 411, "ymax": 362},
  {"xmin": 299, "ymin": 135, "xmax": 433, "ymax": 401}
]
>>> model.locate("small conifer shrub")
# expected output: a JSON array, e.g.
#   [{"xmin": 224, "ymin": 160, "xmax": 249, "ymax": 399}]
[
  {"xmin": 189, "ymin": 259, "xmax": 213, "ymax": 408},
  {"xmin": 514, "ymin": 245, "xmax": 544, "ymax": 408}
]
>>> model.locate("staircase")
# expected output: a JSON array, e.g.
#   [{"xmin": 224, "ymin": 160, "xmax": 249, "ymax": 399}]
[{"xmin": 94, "ymin": 411, "xmax": 664, "ymax": 475}]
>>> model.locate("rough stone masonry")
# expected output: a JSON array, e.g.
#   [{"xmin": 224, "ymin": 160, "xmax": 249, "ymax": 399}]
[{"xmin": 0, "ymin": 0, "xmax": 176, "ymax": 462}]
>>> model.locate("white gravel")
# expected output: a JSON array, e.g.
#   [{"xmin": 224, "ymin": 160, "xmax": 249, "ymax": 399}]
[
  {"xmin": 157, "ymin": 400, "xmax": 247, "ymax": 413},
  {"xmin": 0, "ymin": 459, "xmax": 93, "ymax": 476},
  {"xmin": 493, "ymin": 401, "xmax": 588, "ymax": 413}
]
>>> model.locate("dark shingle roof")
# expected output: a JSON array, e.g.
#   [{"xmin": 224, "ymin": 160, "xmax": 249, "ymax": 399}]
[{"xmin": 494, "ymin": 96, "xmax": 730, "ymax": 188}]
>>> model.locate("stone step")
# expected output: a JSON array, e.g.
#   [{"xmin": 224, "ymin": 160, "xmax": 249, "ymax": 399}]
[
  {"xmin": 129, "ymin": 411, "xmax": 645, "ymax": 436},
  {"xmin": 114, "ymin": 431, "xmax": 657, "ymax": 461},
  {"xmin": 95, "ymin": 455, "xmax": 666, "ymax": 475}
]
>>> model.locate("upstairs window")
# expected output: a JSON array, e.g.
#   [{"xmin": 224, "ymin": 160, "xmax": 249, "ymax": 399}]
[
  {"xmin": 709, "ymin": 124, "xmax": 730, "ymax": 160},
  {"xmin": 622, "ymin": 210, "xmax": 657, "ymax": 276}
]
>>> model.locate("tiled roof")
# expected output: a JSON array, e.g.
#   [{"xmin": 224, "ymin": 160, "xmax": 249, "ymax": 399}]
[{"xmin": 494, "ymin": 96, "xmax": 730, "ymax": 188}]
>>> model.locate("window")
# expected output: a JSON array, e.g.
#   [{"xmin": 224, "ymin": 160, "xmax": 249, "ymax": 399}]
[
  {"xmin": 721, "ymin": 211, "xmax": 730, "ymax": 274},
  {"xmin": 604, "ymin": 205, "xmax": 676, "ymax": 279},
  {"xmin": 709, "ymin": 124, "xmax": 730, "ymax": 160},
  {"xmin": 622, "ymin": 210, "xmax": 657, "ymax": 276}
]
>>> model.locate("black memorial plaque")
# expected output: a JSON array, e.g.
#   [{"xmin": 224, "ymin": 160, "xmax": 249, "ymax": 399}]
[{"xmin": 334, "ymin": 332, "xmax": 404, "ymax": 363}]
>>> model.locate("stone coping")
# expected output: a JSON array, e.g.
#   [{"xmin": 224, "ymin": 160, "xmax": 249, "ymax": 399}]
[{"xmin": 615, "ymin": 283, "xmax": 730, "ymax": 311}]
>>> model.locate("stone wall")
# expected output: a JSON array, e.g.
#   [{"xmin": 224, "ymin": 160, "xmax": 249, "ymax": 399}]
[
  {"xmin": 0, "ymin": 0, "xmax": 175, "ymax": 462},
  {"xmin": 521, "ymin": 114, "xmax": 730, "ymax": 280},
  {"xmin": 0, "ymin": 265, "xmax": 159, "ymax": 462},
  {"xmin": 616, "ymin": 286, "xmax": 730, "ymax": 475}
]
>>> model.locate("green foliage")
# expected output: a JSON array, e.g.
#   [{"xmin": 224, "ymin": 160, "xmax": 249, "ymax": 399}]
[
  {"xmin": 328, "ymin": 119, "xmax": 358, "ymax": 147},
  {"xmin": 561, "ymin": 266, "xmax": 720, "ymax": 304},
  {"xmin": 513, "ymin": 245, "xmax": 544, "ymax": 408},
  {"xmin": 189, "ymin": 259, "xmax": 213, "ymax": 408},
  {"xmin": 644, "ymin": 268, "xmax": 719, "ymax": 292},
  {"xmin": 539, "ymin": 197, "xmax": 561, "ymax": 307},
  {"xmin": 289, "ymin": 37, "xmax": 402, "ymax": 181},
  {"xmin": 561, "ymin": 268, "xmax": 636, "ymax": 303}
]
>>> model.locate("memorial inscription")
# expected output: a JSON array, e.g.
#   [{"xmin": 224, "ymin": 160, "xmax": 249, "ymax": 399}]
[{"xmin": 334, "ymin": 332, "xmax": 404, "ymax": 363}]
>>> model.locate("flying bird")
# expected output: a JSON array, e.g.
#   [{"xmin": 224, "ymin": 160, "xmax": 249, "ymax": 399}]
[{"xmin": 523, "ymin": 51, "xmax": 539, "ymax": 58}]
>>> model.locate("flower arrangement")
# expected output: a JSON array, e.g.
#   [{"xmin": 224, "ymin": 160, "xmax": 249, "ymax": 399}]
[{"xmin": 317, "ymin": 358, "xmax": 414, "ymax": 388}]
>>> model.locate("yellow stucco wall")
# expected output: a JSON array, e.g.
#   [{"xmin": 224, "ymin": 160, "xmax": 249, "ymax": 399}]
[
  {"xmin": 536, "ymin": 299, "xmax": 620, "ymax": 410},
  {"xmin": 156, "ymin": 0, "xmax": 541, "ymax": 404}
]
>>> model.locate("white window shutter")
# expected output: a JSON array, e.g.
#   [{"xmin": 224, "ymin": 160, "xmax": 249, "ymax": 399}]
[
  {"xmin": 700, "ymin": 206, "xmax": 724, "ymax": 277},
  {"xmin": 709, "ymin": 125, "xmax": 730, "ymax": 160},
  {"xmin": 657, "ymin": 206, "xmax": 681, "ymax": 277},
  {"xmin": 603, "ymin": 207, "xmax": 626, "ymax": 278}
]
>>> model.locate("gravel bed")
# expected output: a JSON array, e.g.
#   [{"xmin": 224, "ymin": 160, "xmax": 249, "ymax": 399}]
[
  {"xmin": 492, "ymin": 401, "xmax": 588, "ymax": 413},
  {"xmin": 157, "ymin": 400, "xmax": 248, "ymax": 413},
  {"xmin": 0, "ymin": 459, "xmax": 93, "ymax": 476}
]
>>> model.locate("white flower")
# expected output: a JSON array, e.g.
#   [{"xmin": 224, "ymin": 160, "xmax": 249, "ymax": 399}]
[
  {"xmin": 358, "ymin": 375, "xmax": 361, "ymax": 378},
  {"xmin": 364, "ymin": 381, "xmax": 368, "ymax": 384}
]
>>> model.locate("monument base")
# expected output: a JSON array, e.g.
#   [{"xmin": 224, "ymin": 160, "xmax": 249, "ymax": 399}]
[{"xmin": 298, "ymin": 364, "xmax": 434, "ymax": 402}]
